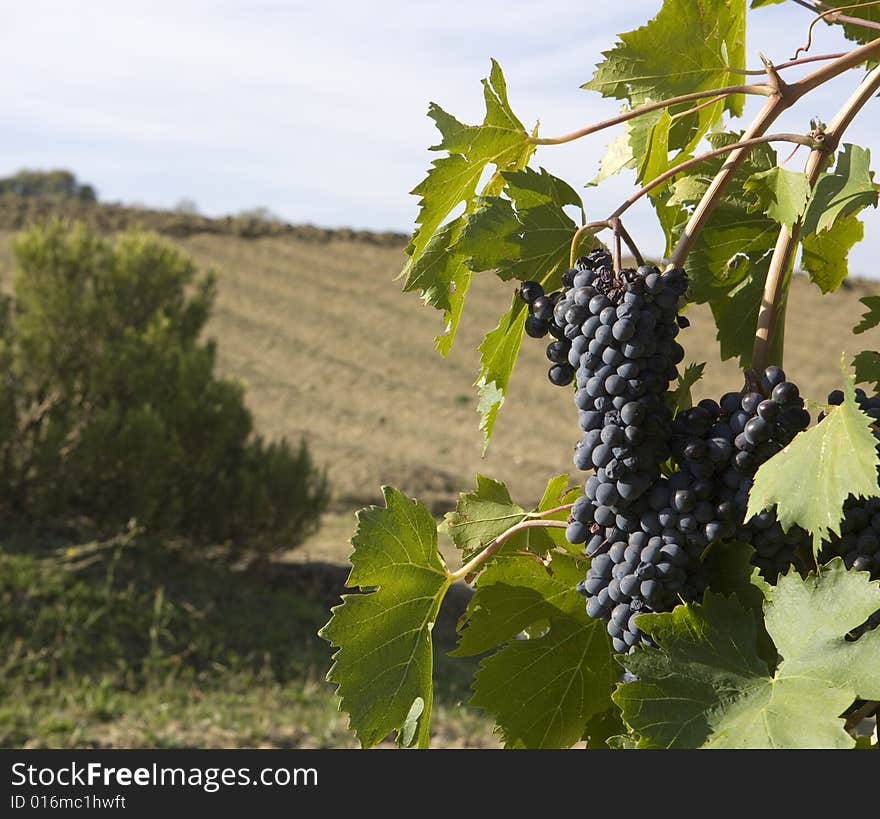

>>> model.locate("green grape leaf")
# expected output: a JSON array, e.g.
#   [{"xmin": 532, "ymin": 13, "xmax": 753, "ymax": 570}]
[
  {"xmin": 452, "ymin": 167, "xmax": 589, "ymax": 444},
  {"xmin": 750, "ymin": 0, "xmax": 784, "ymax": 6},
  {"xmin": 853, "ymin": 350, "xmax": 880, "ymax": 392},
  {"xmin": 747, "ymin": 365, "xmax": 880, "ymax": 556},
  {"xmin": 401, "ymin": 60, "xmax": 535, "ymax": 354},
  {"xmin": 666, "ymin": 361, "xmax": 705, "ymax": 416},
  {"xmin": 703, "ymin": 539, "xmax": 775, "ymax": 665},
  {"xmin": 593, "ymin": 127, "xmax": 634, "ymax": 183},
  {"xmin": 743, "ymin": 167, "xmax": 811, "ymax": 229},
  {"xmin": 441, "ymin": 474, "xmax": 561, "ymax": 563},
  {"xmin": 475, "ymin": 294, "xmax": 528, "ymax": 449},
  {"xmin": 545, "ymin": 488, "xmax": 584, "ymax": 554},
  {"xmin": 468, "ymin": 553, "xmax": 616, "ymax": 748},
  {"xmin": 531, "ymin": 473, "xmax": 581, "ymax": 553},
  {"xmin": 403, "ymin": 218, "xmax": 473, "ymax": 357},
  {"xmin": 854, "ymin": 296, "xmax": 880, "ymax": 334},
  {"xmin": 596, "ymin": 109, "xmax": 667, "ymax": 185},
  {"xmin": 442, "ymin": 474, "xmax": 530, "ymax": 561},
  {"xmin": 585, "ymin": 0, "xmax": 746, "ymax": 109},
  {"xmin": 802, "ymin": 144, "xmax": 878, "ymax": 236},
  {"xmin": 584, "ymin": 0, "xmax": 745, "ymax": 180},
  {"xmin": 453, "ymin": 551, "xmax": 586, "ymax": 656},
  {"xmin": 460, "ymin": 168, "xmax": 586, "ymax": 283},
  {"xmin": 616, "ymin": 562, "xmax": 880, "ymax": 748},
  {"xmin": 669, "ymin": 134, "xmax": 779, "ymax": 303},
  {"xmin": 535, "ymin": 472, "xmax": 571, "ymax": 514},
  {"xmin": 496, "ymin": 168, "xmax": 585, "ymax": 283},
  {"xmin": 460, "ymin": 167, "xmax": 584, "ymax": 285},
  {"xmin": 800, "ymin": 213, "xmax": 864, "ymax": 294},
  {"xmin": 639, "ymin": 109, "xmax": 676, "ymax": 183},
  {"xmin": 319, "ymin": 487, "xmax": 451, "ymax": 749},
  {"xmin": 455, "ymin": 196, "xmax": 519, "ymax": 272},
  {"xmin": 582, "ymin": 706, "xmax": 628, "ymax": 749},
  {"xmin": 704, "ymin": 540, "xmax": 772, "ymax": 606},
  {"xmin": 710, "ymin": 266, "xmax": 788, "ymax": 367}
]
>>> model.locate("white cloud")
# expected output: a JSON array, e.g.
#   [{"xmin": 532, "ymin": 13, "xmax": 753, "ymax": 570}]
[{"xmin": 0, "ymin": 0, "xmax": 878, "ymax": 276}]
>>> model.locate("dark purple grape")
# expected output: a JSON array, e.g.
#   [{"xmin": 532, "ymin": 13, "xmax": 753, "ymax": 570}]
[
  {"xmin": 546, "ymin": 340, "xmax": 570, "ymax": 365},
  {"xmin": 532, "ymin": 295, "xmax": 555, "ymax": 322},
  {"xmin": 525, "ymin": 315, "xmax": 548, "ymax": 338},
  {"xmin": 744, "ymin": 416, "xmax": 771, "ymax": 445},
  {"xmin": 548, "ymin": 363, "xmax": 575, "ymax": 386},
  {"xmin": 772, "ymin": 381, "xmax": 800, "ymax": 404},
  {"xmin": 520, "ymin": 280, "xmax": 544, "ymax": 304}
]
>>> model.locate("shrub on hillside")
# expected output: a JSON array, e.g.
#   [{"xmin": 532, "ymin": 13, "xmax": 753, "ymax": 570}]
[
  {"xmin": 0, "ymin": 221, "xmax": 327, "ymax": 554},
  {"xmin": 0, "ymin": 169, "xmax": 96, "ymax": 201}
]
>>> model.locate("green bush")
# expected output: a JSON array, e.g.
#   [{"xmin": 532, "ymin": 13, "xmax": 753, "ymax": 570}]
[
  {"xmin": 0, "ymin": 220, "xmax": 327, "ymax": 554},
  {"xmin": 0, "ymin": 169, "xmax": 96, "ymax": 201}
]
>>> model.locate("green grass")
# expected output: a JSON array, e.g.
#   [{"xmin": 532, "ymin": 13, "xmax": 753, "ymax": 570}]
[
  {"xmin": 0, "ymin": 672, "xmax": 499, "ymax": 749},
  {"xmin": 0, "ymin": 531, "xmax": 498, "ymax": 748}
]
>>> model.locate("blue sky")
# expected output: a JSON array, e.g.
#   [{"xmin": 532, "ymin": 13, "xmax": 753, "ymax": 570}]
[{"xmin": 2, "ymin": 1, "xmax": 880, "ymax": 274}]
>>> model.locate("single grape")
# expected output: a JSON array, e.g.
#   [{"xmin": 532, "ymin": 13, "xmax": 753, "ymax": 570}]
[
  {"xmin": 520, "ymin": 281, "xmax": 544, "ymax": 304},
  {"xmin": 532, "ymin": 295, "xmax": 555, "ymax": 322},
  {"xmin": 524, "ymin": 315, "xmax": 548, "ymax": 338},
  {"xmin": 546, "ymin": 340, "xmax": 570, "ymax": 365},
  {"xmin": 549, "ymin": 363, "xmax": 575, "ymax": 386}
]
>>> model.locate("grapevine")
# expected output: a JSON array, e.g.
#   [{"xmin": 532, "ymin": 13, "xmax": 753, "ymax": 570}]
[{"xmin": 321, "ymin": 0, "xmax": 880, "ymax": 749}]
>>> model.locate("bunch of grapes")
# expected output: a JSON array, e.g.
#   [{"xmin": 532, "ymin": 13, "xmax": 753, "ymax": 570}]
[
  {"xmin": 515, "ymin": 238, "xmax": 880, "ymax": 651},
  {"xmin": 669, "ymin": 367, "xmax": 812, "ymax": 581},
  {"xmin": 571, "ymin": 481, "xmax": 710, "ymax": 651},
  {"xmin": 521, "ymin": 251, "xmax": 688, "ymax": 510},
  {"xmin": 519, "ymin": 254, "xmax": 698, "ymax": 650},
  {"xmin": 569, "ymin": 366, "xmax": 812, "ymax": 651},
  {"xmin": 821, "ymin": 496, "xmax": 880, "ymax": 576},
  {"xmin": 819, "ymin": 388, "xmax": 880, "ymax": 583}
]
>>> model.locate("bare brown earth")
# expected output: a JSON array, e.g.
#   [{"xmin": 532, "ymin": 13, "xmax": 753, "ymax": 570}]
[{"xmin": 2, "ymin": 227, "xmax": 879, "ymax": 551}]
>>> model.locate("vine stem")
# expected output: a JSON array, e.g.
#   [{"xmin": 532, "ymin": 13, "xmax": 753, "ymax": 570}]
[
  {"xmin": 752, "ymin": 61, "xmax": 880, "ymax": 373},
  {"xmin": 726, "ymin": 51, "xmax": 847, "ymax": 75},
  {"xmin": 668, "ymin": 35, "xmax": 880, "ymax": 269},
  {"xmin": 794, "ymin": 1, "xmax": 880, "ymax": 60},
  {"xmin": 611, "ymin": 220, "xmax": 623, "ymax": 272},
  {"xmin": 614, "ymin": 220, "xmax": 644, "ymax": 267},
  {"xmin": 608, "ymin": 133, "xmax": 818, "ymax": 221},
  {"xmin": 529, "ymin": 84, "xmax": 771, "ymax": 146},
  {"xmin": 791, "ymin": 0, "xmax": 880, "ymax": 32},
  {"xmin": 669, "ymin": 93, "xmax": 731, "ymax": 122},
  {"xmin": 446, "ymin": 519, "xmax": 568, "ymax": 583},
  {"xmin": 528, "ymin": 502, "xmax": 574, "ymax": 518},
  {"xmin": 568, "ymin": 218, "xmax": 644, "ymax": 269},
  {"xmin": 569, "ymin": 220, "xmax": 611, "ymax": 267}
]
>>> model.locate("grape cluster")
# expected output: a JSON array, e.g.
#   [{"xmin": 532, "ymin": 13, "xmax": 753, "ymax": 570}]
[
  {"xmin": 521, "ymin": 254, "xmax": 696, "ymax": 651},
  {"xmin": 570, "ymin": 367, "xmax": 812, "ymax": 652},
  {"xmin": 572, "ymin": 478, "xmax": 710, "ymax": 651},
  {"xmin": 670, "ymin": 368, "xmax": 811, "ymax": 581},
  {"xmin": 821, "ymin": 496, "xmax": 880, "ymax": 576},
  {"xmin": 521, "ymin": 251, "xmax": 688, "ymax": 513},
  {"xmin": 518, "ymin": 259, "xmax": 817, "ymax": 652},
  {"xmin": 819, "ymin": 388, "xmax": 880, "ymax": 581}
]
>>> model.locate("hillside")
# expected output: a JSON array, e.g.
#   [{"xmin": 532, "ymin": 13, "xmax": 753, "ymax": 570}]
[
  {"xmin": 1, "ymin": 210, "xmax": 878, "ymax": 522},
  {"xmin": 2, "ymin": 207, "xmax": 880, "ymax": 748}
]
